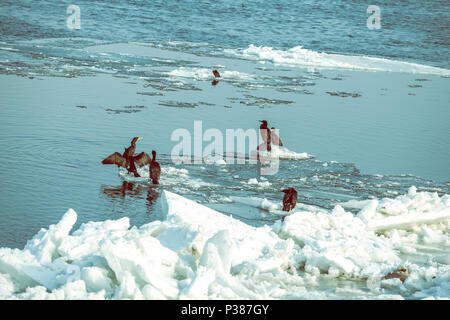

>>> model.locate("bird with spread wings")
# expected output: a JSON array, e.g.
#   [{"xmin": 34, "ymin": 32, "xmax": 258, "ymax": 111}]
[{"xmin": 101, "ymin": 137, "xmax": 151, "ymax": 178}]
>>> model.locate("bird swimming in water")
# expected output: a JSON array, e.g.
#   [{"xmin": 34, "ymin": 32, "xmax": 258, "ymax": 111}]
[
  {"xmin": 270, "ymin": 127, "xmax": 283, "ymax": 147},
  {"xmin": 102, "ymin": 137, "xmax": 151, "ymax": 177},
  {"xmin": 259, "ymin": 120, "xmax": 271, "ymax": 151},
  {"xmin": 212, "ymin": 70, "xmax": 221, "ymax": 78},
  {"xmin": 282, "ymin": 187, "xmax": 297, "ymax": 212},
  {"xmin": 149, "ymin": 150, "xmax": 161, "ymax": 185}
]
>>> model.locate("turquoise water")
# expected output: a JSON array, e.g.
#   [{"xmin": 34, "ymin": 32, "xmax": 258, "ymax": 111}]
[
  {"xmin": 0, "ymin": 1, "xmax": 449, "ymax": 249},
  {"xmin": 1, "ymin": 0, "xmax": 449, "ymax": 68}
]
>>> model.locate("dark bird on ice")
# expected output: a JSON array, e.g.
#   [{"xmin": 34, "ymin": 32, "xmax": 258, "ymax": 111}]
[
  {"xmin": 259, "ymin": 120, "xmax": 271, "ymax": 151},
  {"xmin": 102, "ymin": 137, "xmax": 151, "ymax": 177},
  {"xmin": 270, "ymin": 127, "xmax": 283, "ymax": 147},
  {"xmin": 123, "ymin": 137, "xmax": 141, "ymax": 163},
  {"xmin": 212, "ymin": 69, "xmax": 221, "ymax": 78},
  {"xmin": 149, "ymin": 150, "xmax": 161, "ymax": 185},
  {"xmin": 282, "ymin": 188, "xmax": 297, "ymax": 212}
]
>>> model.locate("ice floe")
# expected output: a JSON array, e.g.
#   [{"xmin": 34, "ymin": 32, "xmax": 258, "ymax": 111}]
[
  {"xmin": 234, "ymin": 45, "xmax": 450, "ymax": 76},
  {"xmin": 0, "ymin": 188, "xmax": 449, "ymax": 299}
]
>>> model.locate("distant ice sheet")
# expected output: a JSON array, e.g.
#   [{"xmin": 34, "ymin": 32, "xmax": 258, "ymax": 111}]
[{"xmin": 230, "ymin": 45, "xmax": 450, "ymax": 76}]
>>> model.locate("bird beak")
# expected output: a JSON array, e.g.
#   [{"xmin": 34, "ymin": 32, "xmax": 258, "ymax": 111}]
[{"xmin": 138, "ymin": 137, "xmax": 143, "ymax": 141}]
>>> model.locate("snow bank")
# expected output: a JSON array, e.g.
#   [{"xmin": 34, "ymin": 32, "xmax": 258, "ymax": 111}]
[{"xmin": 0, "ymin": 188, "xmax": 448, "ymax": 299}]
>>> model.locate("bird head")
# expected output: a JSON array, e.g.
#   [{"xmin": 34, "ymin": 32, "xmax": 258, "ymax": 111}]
[{"xmin": 131, "ymin": 137, "xmax": 143, "ymax": 144}]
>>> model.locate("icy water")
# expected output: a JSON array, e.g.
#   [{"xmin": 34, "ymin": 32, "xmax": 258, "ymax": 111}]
[
  {"xmin": 0, "ymin": 0, "xmax": 449, "ymax": 249},
  {"xmin": 0, "ymin": 0, "xmax": 449, "ymax": 299}
]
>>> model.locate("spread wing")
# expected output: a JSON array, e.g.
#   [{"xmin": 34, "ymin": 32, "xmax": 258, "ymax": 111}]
[
  {"xmin": 271, "ymin": 131, "xmax": 283, "ymax": 146},
  {"xmin": 133, "ymin": 152, "xmax": 151, "ymax": 167},
  {"xmin": 102, "ymin": 152, "xmax": 127, "ymax": 167}
]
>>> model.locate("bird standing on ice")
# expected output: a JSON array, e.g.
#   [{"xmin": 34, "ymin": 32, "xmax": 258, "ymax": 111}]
[
  {"xmin": 270, "ymin": 127, "xmax": 283, "ymax": 146},
  {"xmin": 282, "ymin": 188, "xmax": 297, "ymax": 212},
  {"xmin": 149, "ymin": 150, "xmax": 161, "ymax": 185},
  {"xmin": 212, "ymin": 70, "xmax": 221, "ymax": 86},
  {"xmin": 259, "ymin": 120, "xmax": 272, "ymax": 151}
]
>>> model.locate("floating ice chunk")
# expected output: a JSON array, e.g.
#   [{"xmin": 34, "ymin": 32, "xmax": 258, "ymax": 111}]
[
  {"xmin": 279, "ymin": 205, "xmax": 400, "ymax": 277},
  {"xmin": 340, "ymin": 199, "xmax": 376, "ymax": 210},
  {"xmin": 252, "ymin": 145, "xmax": 312, "ymax": 160},
  {"xmin": 381, "ymin": 278, "xmax": 403, "ymax": 290},
  {"xmin": 244, "ymin": 178, "xmax": 272, "ymax": 188},
  {"xmin": 214, "ymin": 158, "xmax": 227, "ymax": 166},
  {"xmin": 81, "ymin": 266, "xmax": 113, "ymax": 293},
  {"xmin": 307, "ymin": 252, "xmax": 360, "ymax": 274},
  {"xmin": 357, "ymin": 199, "xmax": 379, "ymax": 223},
  {"xmin": 0, "ymin": 273, "xmax": 16, "ymax": 299},
  {"xmin": 163, "ymin": 167, "xmax": 189, "ymax": 176},
  {"xmin": 156, "ymin": 226, "xmax": 198, "ymax": 255},
  {"xmin": 58, "ymin": 217, "xmax": 130, "ymax": 261},
  {"xmin": 114, "ymin": 271, "xmax": 145, "ymax": 300},
  {"xmin": 237, "ymin": 44, "xmax": 450, "ymax": 76},
  {"xmin": 199, "ymin": 230, "xmax": 234, "ymax": 277},
  {"xmin": 1, "ymin": 188, "xmax": 449, "ymax": 299},
  {"xmin": 100, "ymin": 228, "xmax": 179, "ymax": 299},
  {"xmin": 24, "ymin": 209, "xmax": 77, "ymax": 264},
  {"xmin": 0, "ymin": 247, "xmax": 58, "ymax": 290},
  {"xmin": 161, "ymin": 191, "xmax": 289, "ymax": 266},
  {"xmin": 180, "ymin": 266, "xmax": 215, "ymax": 299},
  {"xmin": 368, "ymin": 206, "xmax": 450, "ymax": 231},
  {"xmin": 340, "ymin": 187, "xmax": 450, "ymax": 232},
  {"xmin": 230, "ymin": 196, "xmax": 281, "ymax": 212}
]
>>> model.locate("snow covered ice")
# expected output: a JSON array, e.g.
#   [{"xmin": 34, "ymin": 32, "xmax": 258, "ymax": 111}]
[
  {"xmin": 237, "ymin": 44, "xmax": 450, "ymax": 76},
  {"xmin": 0, "ymin": 187, "xmax": 449, "ymax": 299}
]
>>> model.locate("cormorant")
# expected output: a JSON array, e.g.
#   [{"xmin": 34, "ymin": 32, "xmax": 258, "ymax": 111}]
[
  {"xmin": 259, "ymin": 120, "xmax": 271, "ymax": 151},
  {"xmin": 123, "ymin": 137, "xmax": 141, "ymax": 165},
  {"xmin": 282, "ymin": 188, "xmax": 297, "ymax": 212},
  {"xmin": 102, "ymin": 137, "xmax": 150, "ymax": 177},
  {"xmin": 270, "ymin": 127, "xmax": 283, "ymax": 146},
  {"xmin": 149, "ymin": 150, "xmax": 161, "ymax": 184}
]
